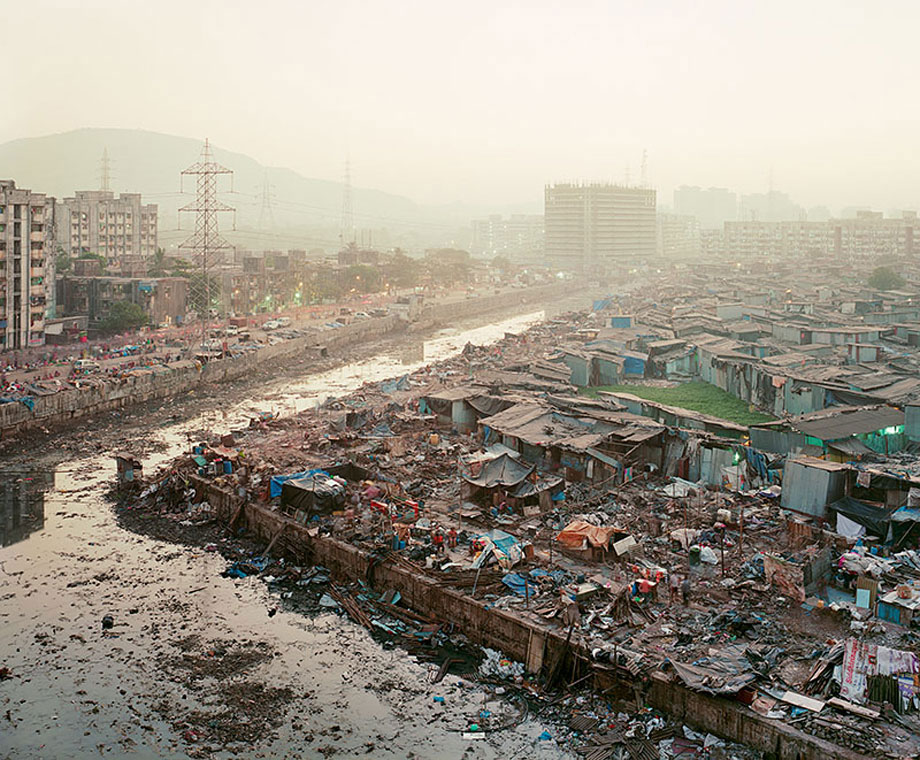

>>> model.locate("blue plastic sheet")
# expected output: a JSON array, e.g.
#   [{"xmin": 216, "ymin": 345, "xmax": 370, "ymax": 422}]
[
  {"xmin": 501, "ymin": 572, "xmax": 530, "ymax": 596},
  {"xmin": 270, "ymin": 468, "xmax": 330, "ymax": 498}
]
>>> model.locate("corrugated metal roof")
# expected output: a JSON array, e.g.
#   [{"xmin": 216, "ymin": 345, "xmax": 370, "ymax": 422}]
[{"xmin": 793, "ymin": 405, "xmax": 904, "ymax": 441}]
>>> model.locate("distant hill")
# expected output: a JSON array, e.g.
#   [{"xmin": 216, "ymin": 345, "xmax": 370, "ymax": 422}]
[{"xmin": 0, "ymin": 128, "xmax": 532, "ymax": 252}]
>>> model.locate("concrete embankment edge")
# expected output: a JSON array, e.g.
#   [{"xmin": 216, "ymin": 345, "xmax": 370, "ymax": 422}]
[
  {"xmin": 0, "ymin": 283, "xmax": 571, "ymax": 439},
  {"xmin": 193, "ymin": 476, "xmax": 868, "ymax": 760}
]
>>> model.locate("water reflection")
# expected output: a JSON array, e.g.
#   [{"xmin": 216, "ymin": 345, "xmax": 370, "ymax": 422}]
[{"xmin": 0, "ymin": 469, "xmax": 53, "ymax": 547}]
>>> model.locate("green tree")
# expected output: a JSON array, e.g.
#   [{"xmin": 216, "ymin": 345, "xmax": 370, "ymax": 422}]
[
  {"xmin": 100, "ymin": 301, "xmax": 148, "ymax": 332},
  {"xmin": 76, "ymin": 252, "xmax": 108, "ymax": 274},
  {"xmin": 492, "ymin": 255, "xmax": 511, "ymax": 271},
  {"xmin": 56, "ymin": 251, "xmax": 72, "ymax": 274},
  {"xmin": 389, "ymin": 250, "xmax": 420, "ymax": 287},
  {"xmin": 868, "ymin": 266, "xmax": 905, "ymax": 290},
  {"xmin": 343, "ymin": 264, "xmax": 382, "ymax": 293},
  {"xmin": 148, "ymin": 247, "xmax": 168, "ymax": 277}
]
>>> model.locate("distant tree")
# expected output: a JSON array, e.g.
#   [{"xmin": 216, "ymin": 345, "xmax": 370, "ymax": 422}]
[
  {"xmin": 868, "ymin": 266, "xmax": 905, "ymax": 290},
  {"xmin": 343, "ymin": 264, "xmax": 382, "ymax": 293},
  {"xmin": 55, "ymin": 251, "xmax": 72, "ymax": 274},
  {"xmin": 100, "ymin": 301, "xmax": 148, "ymax": 332},
  {"xmin": 148, "ymin": 247, "xmax": 168, "ymax": 277},
  {"xmin": 309, "ymin": 269, "xmax": 344, "ymax": 302},
  {"xmin": 492, "ymin": 255, "xmax": 512, "ymax": 271},
  {"xmin": 77, "ymin": 252, "xmax": 108, "ymax": 274},
  {"xmin": 389, "ymin": 249, "xmax": 420, "ymax": 287}
]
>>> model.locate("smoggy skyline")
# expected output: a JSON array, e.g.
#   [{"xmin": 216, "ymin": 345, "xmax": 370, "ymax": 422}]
[{"xmin": 5, "ymin": 0, "xmax": 920, "ymax": 212}]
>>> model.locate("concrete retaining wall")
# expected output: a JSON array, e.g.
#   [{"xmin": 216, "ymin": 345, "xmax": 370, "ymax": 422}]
[
  {"xmin": 0, "ymin": 282, "xmax": 572, "ymax": 439},
  {"xmin": 193, "ymin": 477, "xmax": 867, "ymax": 760}
]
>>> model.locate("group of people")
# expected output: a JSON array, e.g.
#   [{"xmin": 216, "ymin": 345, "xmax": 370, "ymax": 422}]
[{"xmin": 430, "ymin": 524, "xmax": 459, "ymax": 555}]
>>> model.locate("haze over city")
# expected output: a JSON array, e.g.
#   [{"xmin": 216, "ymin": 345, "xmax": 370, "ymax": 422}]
[
  {"xmin": 6, "ymin": 3, "xmax": 920, "ymax": 760},
  {"xmin": 5, "ymin": 0, "xmax": 920, "ymax": 211}
]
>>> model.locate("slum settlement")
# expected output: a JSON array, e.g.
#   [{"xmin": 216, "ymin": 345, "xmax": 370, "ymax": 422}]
[{"xmin": 124, "ymin": 270, "xmax": 920, "ymax": 760}]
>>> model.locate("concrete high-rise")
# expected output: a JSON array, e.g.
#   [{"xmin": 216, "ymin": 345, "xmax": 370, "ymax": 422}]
[
  {"xmin": 544, "ymin": 183, "xmax": 656, "ymax": 271},
  {"xmin": 0, "ymin": 181, "xmax": 53, "ymax": 350},
  {"xmin": 57, "ymin": 191, "xmax": 157, "ymax": 276},
  {"xmin": 470, "ymin": 214, "xmax": 544, "ymax": 262}
]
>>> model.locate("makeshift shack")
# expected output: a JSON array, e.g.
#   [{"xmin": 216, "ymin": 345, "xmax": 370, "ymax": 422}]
[
  {"xmin": 780, "ymin": 457, "xmax": 849, "ymax": 518},
  {"xmin": 555, "ymin": 520, "xmax": 627, "ymax": 561},
  {"xmin": 280, "ymin": 474, "xmax": 345, "ymax": 521},
  {"xmin": 460, "ymin": 452, "xmax": 535, "ymax": 507}
]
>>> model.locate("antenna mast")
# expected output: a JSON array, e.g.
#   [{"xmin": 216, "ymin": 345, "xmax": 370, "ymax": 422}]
[{"xmin": 99, "ymin": 148, "xmax": 112, "ymax": 192}]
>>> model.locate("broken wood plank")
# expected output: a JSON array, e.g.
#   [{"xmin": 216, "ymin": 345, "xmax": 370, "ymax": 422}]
[{"xmin": 827, "ymin": 697, "xmax": 880, "ymax": 720}]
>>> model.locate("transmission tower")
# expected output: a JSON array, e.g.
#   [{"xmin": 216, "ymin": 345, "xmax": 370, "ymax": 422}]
[
  {"xmin": 179, "ymin": 139, "xmax": 234, "ymax": 348},
  {"xmin": 340, "ymin": 158, "xmax": 355, "ymax": 246},
  {"xmin": 99, "ymin": 148, "xmax": 112, "ymax": 192},
  {"xmin": 258, "ymin": 170, "xmax": 276, "ymax": 229}
]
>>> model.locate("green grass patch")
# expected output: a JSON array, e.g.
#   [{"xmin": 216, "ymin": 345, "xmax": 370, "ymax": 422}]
[{"xmin": 581, "ymin": 381, "xmax": 775, "ymax": 427}]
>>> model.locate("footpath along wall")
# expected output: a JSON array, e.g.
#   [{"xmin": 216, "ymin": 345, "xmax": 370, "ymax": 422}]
[
  {"xmin": 191, "ymin": 477, "xmax": 869, "ymax": 760},
  {"xmin": 0, "ymin": 281, "xmax": 571, "ymax": 439}
]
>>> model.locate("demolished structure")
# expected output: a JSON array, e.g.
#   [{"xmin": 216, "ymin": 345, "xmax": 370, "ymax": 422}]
[{"xmin": 121, "ymin": 271, "xmax": 920, "ymax": 759}]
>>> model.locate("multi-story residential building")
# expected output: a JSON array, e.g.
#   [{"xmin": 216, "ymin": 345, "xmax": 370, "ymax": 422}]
[
  {"xmin": 831, "ymin": 211, "xmax": 917, "ymax": 261},
  {"xmin": 470, "ymin": 214, "xmax": 544, "ymax": 262},
  {"xmin": 657, "ymin": 213, "xmax": 701, "ymax": 260},
  {"xmin": 56, "ymin": 190, "xmax": 157, "ymax": 276},
  {"xmin": 723, "ymin": 220, "xmax": 830, "ymax": 260},
  {"xmin": 673, "ymin": 186, "xmax": 737, "ymax": 229},
  {"xmin": 544, "ymin": 183, "xmax": 656, "ymax": 272},
  {"xmin": 0, "ymin": 181, "xmax": 52, "ymax": 350},
  {"xmin": 722, "ymin": 212, "xmax": 919, "ymax": 261},
  {"xmin": 58, "ymin": 276, "xmax": 187, "ymax": 327},
  {"xmin": 700, "ymin": 229, "xmax": 725, "ymax": 259}
]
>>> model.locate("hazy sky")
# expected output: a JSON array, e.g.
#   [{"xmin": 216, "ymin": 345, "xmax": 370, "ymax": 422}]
[{"xmin": 5, "ymin": 0, "xmax": 920, "ymax": 211}]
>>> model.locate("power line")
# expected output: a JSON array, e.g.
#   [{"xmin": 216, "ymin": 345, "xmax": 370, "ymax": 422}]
[{"xmin": 179, "ymin": 138, "xmax": 235, "ymax": 347}]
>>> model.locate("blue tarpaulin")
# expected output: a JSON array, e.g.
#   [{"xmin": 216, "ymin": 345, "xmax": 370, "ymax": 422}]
[
  {"xmin": 501, "ymin": 573, "xmax": 530, "ymax": 596},
  {"xmin": 270, "ymin": 468, "xmax": 331, "ymax": 498},
  {"xmin": 0, "ymin": 395, "xmax": 35, "ymax": 411},
  {"xmin": 379, "ymin": 375, "xmax": 411, "ymax": 393}
]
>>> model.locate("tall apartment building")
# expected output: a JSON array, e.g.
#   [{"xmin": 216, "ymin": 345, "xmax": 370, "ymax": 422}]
[
  {"xmin": 544, "ymin": 183, "xmax": 656, "ymax": 272},
  {"xmin": 470, "ymin": 214, "xmax": 544, "ymax": 261},
  {"xmin": 831, "ymin": 211, "xmax": 917, "ymax": 260},
  {"xmin": 0, "ymin": 181, "xmax": 52, "ymax": 350},
  {"xmin": 657, "ymin": 213, "xmax": 701, "ymax": 260},
  {"xmin": 57, "ymin": 191, "xmax": 157, "ymax": 276},
  {"xmin": 673, "ymin": 186, "xmax": 737, "ymax": 229},
  {"xmin": 722, "ymin": 212, "xmax": 919, "ymax": 261},
  {"xmin": 723, "ymin": 220, "xmax": 830, "ymax": 260}
]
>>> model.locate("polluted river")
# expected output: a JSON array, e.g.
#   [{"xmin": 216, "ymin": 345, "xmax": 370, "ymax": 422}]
[{"xmin": 0, "ymin": 310, "xmax": 576, "ymax": 759}]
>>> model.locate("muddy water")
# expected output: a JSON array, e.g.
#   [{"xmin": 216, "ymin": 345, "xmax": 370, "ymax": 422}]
[{"xmin": 0, "ymin": 311, "xmax": 573, "ymax": 759}]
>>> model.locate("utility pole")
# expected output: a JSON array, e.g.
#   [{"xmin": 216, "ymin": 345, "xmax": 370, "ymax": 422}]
[
  {"xmin": 179, "ymin": 139, "xmax": 234, "ymax": 349},
  {"xmin": 99, "ymin": 148, "xmax": 112, "ymax": 192}
]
